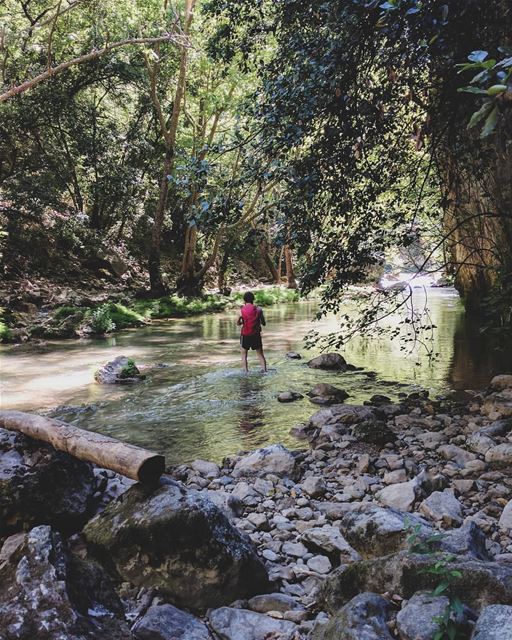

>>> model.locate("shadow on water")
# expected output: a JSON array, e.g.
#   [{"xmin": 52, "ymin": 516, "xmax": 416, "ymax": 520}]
[{"xmin": 1, "ymin": 287, "xmax": 511, "ymax": 464}]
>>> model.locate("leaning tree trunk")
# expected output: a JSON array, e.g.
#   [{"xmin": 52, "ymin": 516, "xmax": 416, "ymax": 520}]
[
  {"xmin": 149, "ymin": 149, "xmax": 173, "ymax": 296},
  {"xmin": 284, "ymin": 245, "xmax": 298, "ymax": 289}
]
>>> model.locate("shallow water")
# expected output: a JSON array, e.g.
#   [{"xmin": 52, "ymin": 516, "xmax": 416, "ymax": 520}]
[{"xmin": 1, "ymin": 288, "xmax": 510, "ymax": 464}]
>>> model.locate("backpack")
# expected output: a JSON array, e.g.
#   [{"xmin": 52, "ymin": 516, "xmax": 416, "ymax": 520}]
[{"xmin": 240, "ymin": 305, "xmax": 262, "ymax": 336}]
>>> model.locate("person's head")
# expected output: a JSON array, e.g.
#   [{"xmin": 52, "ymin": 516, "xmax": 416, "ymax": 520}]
[{"xmin": 243, "ymin": 291, "xmax": 255, "ymax": 304}]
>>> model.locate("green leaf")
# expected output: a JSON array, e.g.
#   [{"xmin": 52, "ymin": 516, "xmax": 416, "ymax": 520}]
[
  {"xmin": 468, "ymin": 102, "xmax": 492, "ymax": 129},
  {"xmin": 432, "ymin": 582, "xmax": 449, "ymax": 596},
  {"xmin": 458, "ymin": 86, "xmax": 488, "ymax": 95},
  {"xmin": 481, "ymin": 105, "xmax": 499, "ymax": 137},
  {"xmin": 487, "ymin": 84, "xmax": 508, "ymax": 95}
]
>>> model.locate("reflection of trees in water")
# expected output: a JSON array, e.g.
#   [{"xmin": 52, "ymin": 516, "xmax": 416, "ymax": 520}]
[
  {"xmin": 449, "ymin": 314, "xmax": 512, "ymax": 388},
  {"xmin": 237, "ymin": 375, "xmax": 268, "ymax": 447}
]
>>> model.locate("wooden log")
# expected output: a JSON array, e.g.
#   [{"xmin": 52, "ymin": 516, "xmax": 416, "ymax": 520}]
[{"xmin": 0, "ymin": 410, "xmax": 165, "ymax": 484}]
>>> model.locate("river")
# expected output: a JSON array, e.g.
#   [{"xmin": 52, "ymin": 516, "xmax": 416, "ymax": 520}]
[{"xmin": 1, "ymin": 287, "xmax": 511, "ymax": 464}]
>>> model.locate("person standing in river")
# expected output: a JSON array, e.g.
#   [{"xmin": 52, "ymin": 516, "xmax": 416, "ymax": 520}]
[{"xmin": 237, "ymin": 291, "xmax": 267, "ymax": 372}]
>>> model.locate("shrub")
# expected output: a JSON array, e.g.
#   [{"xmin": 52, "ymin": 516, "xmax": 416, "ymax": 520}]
[{"xmin": 88, "ymin": 304, "xmax": 115, "ymax": 334}]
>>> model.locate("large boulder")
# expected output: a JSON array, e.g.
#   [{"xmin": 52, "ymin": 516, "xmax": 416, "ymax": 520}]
[
  {"xmin": 0, "ymin": 525, "xmax": 130, "ymax": 640},
  {"xmin": 489, "ymin": 375, "xmax": 512, "ymax": 392},
  {"xmin": 83, "ymin": 478, "xmax": 270, "ymax": 611},
  {"xmin": 307, "ymin": 353, "xmax": 348, "ymax": 370},
  {"xmin": 233, "ymin": 444, "xmax": 298, "ymax": 478},
  {"xmin": 351, "ymin": 420, "xmax": 395, "ymax": 446},
  {"xmin": 472, "ymin": 604, "xmax": 512, "ymax": 639},
  {"xmin": 320, "ymin": 551, "xmax": 512, "ymax": 614},
  {"xmin": 482, "ymin": 389, "xmax": 512, "ymax": 417},
  {"xmin": 396, "ymin": 591, "xmax": 450, "ymax": 640},
  {"xmin": 308, "ymin": 383, "xmax": 349, "ymax": 405},
  {"xmin": 94, "ymin": 356, "xmax": 145, "ymax": 384},
  {"xmin": 208, "ymin": 607, "xmax": 297, "ymax": 640},
  {"xmin": 311, "ymin": 592, "xmax": 393, "ymax": 640},
  {"xmin": 419, "ymin": 489, "xmax": 463, "ymax": 527},
  {"xmin": 0, "ymin": 428, "xmax": 96, "ymax": 538},
  {"xmin": 132, "ymin": 604, "xmax": 212, "ymax": 640}
]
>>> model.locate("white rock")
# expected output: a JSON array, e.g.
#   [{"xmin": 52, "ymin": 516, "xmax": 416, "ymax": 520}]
[
  {"xmin": 300, "ymin": 476, "xmax": 326, "ymax": 498},
  {"xmin": 307, "ymin": 555, "xmax": 332, "ymax": 574},
  {"xmin": 377, "ymin": 479, "xmax": 418, "ymax": 512},
  {"xmin": 282, "ymin": 541, "xmax": 308, "ymax": 558},
  {"xmin": 419, "ymin": 489, "xmax": 463, "ymax": 526},
  {"xmin": 191, "ymin": 459, "xmax": 220, "ymax": 478},
  {"xmin": 208, "ymin": 607, "xmax": 297, "ymax": 640},
  {"xmin": 233, "ymin": 445, "xmax": 297, "ymax": 478},
  {"xmin": 499, "ymin": 500, "xmax": 512, "ymax": 532}
]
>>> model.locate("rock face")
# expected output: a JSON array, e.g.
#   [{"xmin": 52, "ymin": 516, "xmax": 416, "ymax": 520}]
[
  {"xmin": 94, "ymin": 356, "xmax": 145, "ymax": 384},
  {"xmin": 320, "ymin": 551, "xmax": 512, "ymax": 614},
  {"xmin": 472, "ymin": 604, "xmax": 512, "ymax": 639},
  {"xmin": 233, "ymin": 444, "xmax": 298, "ymax": 478},
  {"xmin": 208, "ymin": 607, "xmax": 297, "ymax": 640},
  {"xmin": 312, "ymin": 592, "xmax": 393, "ymax": 640},
  {"xmin": 396, "ymin": 592, "xmax": 449, "ymax": 640},
  {"xmin": 132, "ymin": 604, "xmax": 212, "ymax": 640},
  {"xmin": 0, "ymin": 427, "xmax": 96, "ymax": 537},
  {"xmin": 0, "ymin": 525, "xmax": 130, "ymax": 640},
  {"xmin": 83, "ymin": 479, "xmax": 270, "ymax": 610},
  {"xmin": 307, "ymin": 353, "xmax": 347, "ymax": 370}
]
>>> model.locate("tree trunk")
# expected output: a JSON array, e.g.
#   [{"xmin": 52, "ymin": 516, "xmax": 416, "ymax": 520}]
[
  {"xmin": 149, "ymin": 148, "xmax": 173, "ymax": 295},
  {"xmin": 0, "ymin": 410, "xmax": 165, "ymax": 484},
  {"xmin": 259, "ymin": 239, "xmax": 280, "ymax": 283},
  {"xmin": 284, "ymin": 245, "xmax": 298, "ymax": 289}
]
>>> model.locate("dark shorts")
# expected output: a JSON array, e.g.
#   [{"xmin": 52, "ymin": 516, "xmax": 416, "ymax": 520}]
[{"xmin": 240, "ymin": 334, "xmax": 263, "ymax": 351}]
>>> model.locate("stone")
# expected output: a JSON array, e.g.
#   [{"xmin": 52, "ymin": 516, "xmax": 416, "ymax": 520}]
[
  {"xmin": 83, "ymin": 479, "xmax": 269, "ymax": 610},
  {"xmin": 320, "ymin": 551, "xmax": 512, "ymax": 614},
  {"xmin": 472, "ymin": 604, "xmax": 512, "ymax": 639},
  {"xmin": 248, "ymin": 593, "xmax": 303, "ymax": 614},
  {"xmin": 383, "ymin": 469, "xmax": 407, "ymax": 484},
  {"xmin": 94, "ymin": 355, "xmax": 145, "ymax": 384},
  {"xmin": 208, "ymin": 607, "xmax": 297, "ymax": 640},
  {"xmin": 286, "ymin": 352, "xmax": 302, "ymax": 359},
  {"xmin": 308, "ymin": 383, "xmax": 349, "ymax": 405},
  {"xmin": 485, "ymin": 443, "xmax": 512, "ymax": 467},
  {"xmin": 301, "ymin": 476, "xmax": 327, "ymax": 498},
  {"xmin": 308, "ymin": 555, "xmax": 333, "ymax": 574},
  {"xmin": 282, "ymin": 541, "xmax": 308, "ymax": 557},
  {"xmin": 438, "ymin": 444, "xmax": 476, "ymax": 467},
  {"xmin": 191, "ymin": 459, "xmax": 220, "ymax": 478},
  {"xmin": 441, "ymin": 521, "xmax": 490, "ymax": 561},
  {"xmin": 277, "ymin": 391, "xmax": 304, "ymax": 403},
  {"xmin": 132, "ymin": 604, "xmax": 212, "ymax": 640},
  {"xmin": 202, "ymin": 490, "xmax": 243, "ymax": 520},
  {"xmin": 416, "ymin": 431, "xmax": 447, "ymax": 449},
  {"xmin": 490, "ymin": 375, "xmax": 512, "ymax": 391},
  {"xmin": 499, "ymin": 500, "xmax": 512, "ymax": 532},
  {"xmin": 482, "ymin": 389, "xmax": 512, "ymax": 417},
  {"xmin": 233, "ymin": 444, "xmax": 298, "ymax": 478},
  {"xmin": 351, "ymin": 421, "xmax": 395, "ymax": 446},
  {"xmin": 307, "ymin": 353, "xmax": 347, "ymax": 370},
  {"xmin": 368, "ymin": 394, "xmax": 392, "ymax": 406},
  {"xmin": 0, "ymin": 525, "xmax": 129, "ymax": 640},
  {"xmin": 419, "ymin": 489, "xmax": 463, "ymax": 526},
  {"xmin": 339, "ymin": 504, "xmax": 431, "ymax": 558},
  {"xmin": 312, "ymin": 592, "xmax": 393, "ymax": 640},
  {"xmin": 0, "ymin": 427, "xmax": 95, "ymax": 537},
  {"xmin": 302, "ymin": 524, "xmax": 361, "ymax": 563},
  {"xmin": 377, "ymin": 479, "xmax": 418, "ymax": 512},
  {"xmin": 467, "ymin": 431, "xmax": 496, "ymax": 455},
  {"xmin": 396, "ymin": 591, "xmax": 449, "ymax": 640}
]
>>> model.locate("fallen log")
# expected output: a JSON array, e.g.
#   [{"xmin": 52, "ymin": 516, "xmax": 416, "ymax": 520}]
[{"xmin": 0, "ymin": 410, "xmax": 165, "ymax": 484}]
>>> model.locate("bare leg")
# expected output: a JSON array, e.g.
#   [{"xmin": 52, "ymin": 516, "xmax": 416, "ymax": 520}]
[
  {"xmin": 256, "ymin": 348, "xmax": 267, "ymax": 372},
  {"xmin": 241, "ymin": 348, "xmax": 248, "ymax": 372}
]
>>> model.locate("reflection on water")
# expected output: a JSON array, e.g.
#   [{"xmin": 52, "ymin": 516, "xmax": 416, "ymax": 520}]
[{"xmin": 1, "ymin": 287, "xmax": 511, "ymax": 464}]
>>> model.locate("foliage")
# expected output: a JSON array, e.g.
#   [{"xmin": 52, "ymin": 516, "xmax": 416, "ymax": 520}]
[
  {"xmin": 87, "ymin": 304, "xmax": 116, "ymax": 334},
  {"xmin": 107, "ymin": 303, "xmax": 145, "ymax": 328},
  {"xmin": 119, "ymin": 358, "xmax": 139, "ymax": 379},
  {"xmin": 0, "ymin": 320, "xmax": 12, "ymax": 342},
  {"xmin": 53, "ymin": 306, "xmax": 83, "ymax": 320},
  {"xmin": 232, "ymin": 287, "xmax": 299, "ymax": 307}
]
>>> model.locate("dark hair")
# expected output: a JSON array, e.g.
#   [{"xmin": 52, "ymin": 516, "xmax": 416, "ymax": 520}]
[{"xmin": 243, "ymin": 291, "xmax": 255, "ymax": 303}]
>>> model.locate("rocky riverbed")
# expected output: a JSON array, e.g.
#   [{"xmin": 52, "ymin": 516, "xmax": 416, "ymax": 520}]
[{"xmin": 1, "ymin": 368, "xmax": 512, "ymax": 639}]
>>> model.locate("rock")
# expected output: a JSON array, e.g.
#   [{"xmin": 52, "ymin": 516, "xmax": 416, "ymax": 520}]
[
  {"xmin": 277, "ymin": 391, "xmax": 304, "ymax": 403},
  {"xmin": 339, "ymin": 504, "xmax": 431, "ymax": 558},
  {"xmin": 499, "ymin": 500, "xmax": 512, "ymax": 532},
  {"xmin": 320, "ymin": 551, "xmax": 512, "ymax": 614},
  {"xmin": 485, "ymin": 443, "xmax": 512, "ymax": 467},
  {"xmin": 438, "ymin": 444, "xmax": 476, "ymax": 467},
  {"xmin": 83, "ymin": 479, "xmax": 269, "ymax": 611},
  {"xmin": 441, "ymin": 521, "xmax": 490, "ymax": 561},
  {"xmin": 0, "ymin": 427, "xmax": 95, "ymax": 537},
  {"xmin": 419, "ymin": 489, "xmax": 463, "ymax": 526},
  {"xmin": 233, "ymin": 444, "xmax": 298, "ymax": 479},
  {"xmin": 302, "ymin": 525, "xmax": 361, "ymax": 563},
  {"xmin": 191, "ymin": 459, "xmax": 220, "ymax": 478},
  {"xmin": 285, "ymin": 352, "xmax": 302, "ymax": 359},
  {"xmin": 416, "ymin": 431, "xmax": 447, "ymax": 449},
  {"xmin": 472, "ymin": 604, "xmax": 512, "ymax": 639},
  {"xmin": 248, "ymin": 593, "xmax": 303, "ymax": 614},
  {"xmin": 308, "ymin": 555, "xmax": 333, "ymax": 574},
  {"xmin": 203, "ymin": 490, "xmax": 243, "ymax": 520},
  {"xmin": 308, "ymin": 383, "xmax": 349, "ymax": 405},
  {"xmin": 208, "ymin": 607, "xmax": 297, "ymax": 640},
  {"xmin": 94, "ymin": 356, "xmax": 145, "ymax": 384},
  {"xmin": 490, "ymin": 375, "xmax": 512, "ymax": 391},
  {"xmin": 377, "ymin": 479, "xmax": 418, "ymax": 512},
  {"xmin": 132, "ymin": 604, "xmax": 212, "ymax": 640},
  {"xmin": 300, "ymin": 476, "xmax": 327, "ymax": 498},
  {"xmin": 383, "ymin": 469, "xmax": 407, "ymax": 484},
  {"xmin": 368, "ymin": 395, "xmax": 392, "ymax": 406},
  {"xmin": 307, "ymin": 353, "xmax": 347, "ymax": 370},
  {"xmin": 282, "ymin": 541, "xmax": 308, "ymax": 558},
  {"xmin": 351, "ymin": 420, "xmax": 395, "ymax": 446},
  {"xmin": 312, "ymin": 592, "xmax": 393, "ymax": 640},
  {"xmin": 467, "ymin": 431, "xmax": 496, "ymax": 455},
  {"xmin": 482, "ymin": 389, "xmax": 512, "ymax": 417},
  {"xmin": 0, "ymin": 525, "xmax": 129, "ymax": 640},
  {"xmin": 396, "ymin": 591, "xmax": 449, "ymax": 640}
]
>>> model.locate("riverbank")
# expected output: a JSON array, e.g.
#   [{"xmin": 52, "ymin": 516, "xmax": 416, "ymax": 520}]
[
  {"xmin": 1, "ymin": 369, "xmax": 512, "ymax": 638},
  {"xmin": 0, "ymin": 284, "xmax": 299, "ymax": 344}
]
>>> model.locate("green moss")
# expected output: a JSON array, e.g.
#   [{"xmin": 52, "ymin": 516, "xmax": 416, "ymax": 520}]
[
  {"xmin": 119, "ymin": 358, "xmax": 139, "ymax": 378},
  {"xmin": 108, "ymin": 303, "xmax": 145, "ymax": 328},
  {"xmin": 0, "ymin": 320, "xmax": 12, "ymax": 341}
]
